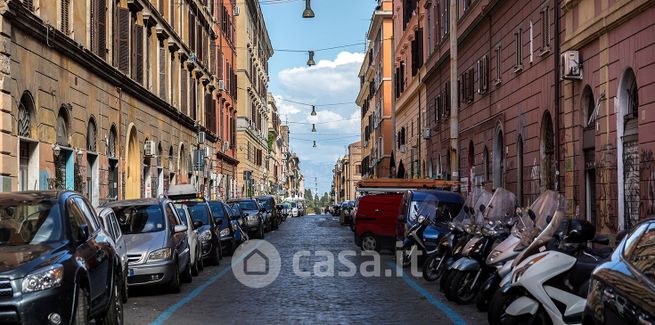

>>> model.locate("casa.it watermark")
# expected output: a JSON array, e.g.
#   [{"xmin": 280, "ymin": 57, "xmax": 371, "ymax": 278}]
[{"xmin": 232, "ymin": 240, "xmax": 425, "ymax": 288}]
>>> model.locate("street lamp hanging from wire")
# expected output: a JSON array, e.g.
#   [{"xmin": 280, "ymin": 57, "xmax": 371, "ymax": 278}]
[
  {"xmin": 311, "ymin": 124, "xmax": 317, "ymax": 132},
  {"xmin": 303, "ymin": 0, "xmax": 315, "ymax": 18},
  {"xmin": 310, "ymin": 105, "xmax": 317, "ymax": 116},
  {"xmin": 313, "ymin": 141, "xmax": 317, "ymax": 148},
  {"xmin": 307, "ymin": 50, "xmax": 316, "ymax": 66}
]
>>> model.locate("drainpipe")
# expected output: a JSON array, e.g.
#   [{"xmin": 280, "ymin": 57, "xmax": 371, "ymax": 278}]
[
  {"xmin": 554, "ymin": 1, "xmax": 561, "ymax": 191},
  {"xmin": 449, "ymin": 0, "xmax": 459, "ymax": 182},
  {"xmin": 391, "ymin": 18, "xmax": 397, "ymax": 178}
]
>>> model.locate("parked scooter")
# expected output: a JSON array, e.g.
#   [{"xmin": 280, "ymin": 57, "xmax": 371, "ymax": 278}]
[
  {"xmin": 488, "ymin": 202, "xmax": 611, "ymax": 325},
  {"xmin": 475, "ymin": 190, "xmax": 563, "ymax": 311},
  {"xmin": 443, "ymin": 188, "xmax": 516, "ymax": 304},
  {"xmin": 423, "ymin": 187, "xmax": 492, "ymax": 281},
  {"xmin": 438, "ymin": 188, "xmax": 493, "ymax": 290},
  {"xmin": 400, "ymin": 213, "xmax": 438, "ymax": 266}
]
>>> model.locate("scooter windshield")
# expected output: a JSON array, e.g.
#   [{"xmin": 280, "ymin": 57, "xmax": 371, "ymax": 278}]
[
  {"xmin": 453, "ymin": 187, "xmax": 492, "ymax": 226},
  {"xmin": 481, "ymin": 188, "xmax": 516, "ymax": 225},
  {"xmin": 512, "ymin": 196, "xmax": 568, "ymax": 267},
  {"xmin": 514, "ymin": 190, "xmax": 564, "ymax": 247}
]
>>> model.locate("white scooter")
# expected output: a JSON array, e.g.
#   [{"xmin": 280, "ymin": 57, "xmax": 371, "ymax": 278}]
[{"xmin": 490, "ymin": 207, "xmax": 610, "ymax": 325}]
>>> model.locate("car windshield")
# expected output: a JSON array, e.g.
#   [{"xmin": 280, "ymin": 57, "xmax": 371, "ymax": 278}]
[
  {"xmin": 238, "ymin": 201, "xmax": 258, "ymax": 210},
  {"xmin": 185, "ymin": 202, "xmax": 211, "ymax": 225},
  {"xmin": 291, "ymin": 202, "xmax": 297, "ymax": 208},
  {"xmin": 114, "ymin": 205, "xmax": 165, "ymax": 234},
  {"xmin": 257, "ymin": 199, "xmax": 272, "ymax": 209},
  {"xmin": 0, "ymin": 200, "xmax": 63, "ymax": 245}
]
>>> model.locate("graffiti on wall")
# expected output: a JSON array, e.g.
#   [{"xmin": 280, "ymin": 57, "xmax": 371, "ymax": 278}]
[
  {"xmin": 596, "ymin": 145, "xmax": 617, "ymax": 233},
  {"xmin": 623, "ymin": 141, "xmax": 640, "ymax": 229},
  {"xmin": 640, "ymin": 149, "xmax": 655, "ymax": 219}
]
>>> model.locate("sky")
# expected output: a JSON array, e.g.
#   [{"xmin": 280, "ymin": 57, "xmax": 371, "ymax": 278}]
[{"xmin": 260, "ymin": 0, "xmax": 377, "ymax": 196}]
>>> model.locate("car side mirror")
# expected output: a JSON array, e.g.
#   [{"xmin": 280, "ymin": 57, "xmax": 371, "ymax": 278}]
[
  {"xmin": 174, "ymin": 225, "xmax": 188, "ymax": 233},
  {"xmin": 77, "ymin": 224, "xmax": 90, "ymax": 243},
  {"xmin": 193, "ymin": 221, "xmax": 203, "ymax": 229},
  {"xmin": 215, "ymin": 218, "xmax": 223, "ymax": 226}
]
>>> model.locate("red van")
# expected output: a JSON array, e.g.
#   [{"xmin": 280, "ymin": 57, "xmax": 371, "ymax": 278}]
[{"xmin": 354, "ymin": 193, "xmax": 404, "ymax": 251}]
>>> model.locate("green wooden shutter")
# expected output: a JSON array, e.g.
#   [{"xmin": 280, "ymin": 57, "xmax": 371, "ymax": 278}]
[
  {"xmin": 118, "ymin": 7, "xmax": 130, "ymax": 73},
  {"xmin": 97, "ymin": 0, "xmax": 107, "ymax": 60},
  {"xmin": 135, "ymin": 25, "xmax": 144, "ymax": 84}
]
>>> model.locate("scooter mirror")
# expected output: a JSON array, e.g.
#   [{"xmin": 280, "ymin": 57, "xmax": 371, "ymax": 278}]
[
  {"xmin": 528, "ymin": 209, "xmax": 537, "ymax": 222},
  {"xmin": 479, "ymin": 205, "xmax": 486, "ymax": 213}
]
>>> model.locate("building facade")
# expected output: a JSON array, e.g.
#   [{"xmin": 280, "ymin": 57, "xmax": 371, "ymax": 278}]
[
  {"xmin": 235, "ymin": 0, "xmax": 273, "ymax": 197},
  {"xmin": 332, "ymin": 141, "xmax": 362, "ymax": 203},
  {"xmin": 389, "ymin": 0, "xmax": 655, "ymax": 235},
  {"xmin": 4, "ymin": 0, "xmax": 223, "ymax": 206},
  {"xmin": 358, "ymin": 0, "xmax": 394, "ymax": 179},
  {"xmin": 392, "ymin": 0, "xmax": 428, "ymax": 179},
  {"xmin": 214, "ymin": 0, "xmax": 239, "ymax": 200}
]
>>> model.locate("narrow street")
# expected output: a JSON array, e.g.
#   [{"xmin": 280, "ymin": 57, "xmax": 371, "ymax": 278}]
[{"xmin": 125, "ymin": 215, "xmax": 486, "ymax": 325}]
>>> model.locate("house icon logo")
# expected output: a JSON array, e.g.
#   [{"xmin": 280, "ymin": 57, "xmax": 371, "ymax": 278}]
[{"xmin": 232, "ymin": 240, "xmax": 281, "ymax": 288}]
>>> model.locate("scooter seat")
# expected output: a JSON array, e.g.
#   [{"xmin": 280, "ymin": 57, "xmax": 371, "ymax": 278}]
[{"xmin": 569, "ymin": 260, "xmax": 598, "ymax": 293}]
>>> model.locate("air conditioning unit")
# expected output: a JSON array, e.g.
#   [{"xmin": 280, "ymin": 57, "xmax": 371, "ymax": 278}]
[
  {"xmin": 422, "ymin": 128, "xmax": 431, "ymax": 139},
  {"xmin": 233, "ymin": 6, "xmax": 240, "ymax": 16},
  {"xmin": 197, "ymin": 131, "xmax": 206, "ymax": 144},
  {"xmin": 222, "ymin": 141, "xmax": 230, "ymax": 152},
  {"xmin": 399, "ymin": 145, "xmax": 407, "ymax": 153},
  {"xmin": 217, "ymin": 79, "xmax": 225, "ymax": 91},
  {"xmin": 561, "ymin": 51, "xmax": 583, "ymax": 80},
  {"xmin": 144, "ymin": 140, "xmax": 155, "ymax": 157},
  {"xmin": 204, "ymin": 147, "xmax": 211, "ymax": 158}
]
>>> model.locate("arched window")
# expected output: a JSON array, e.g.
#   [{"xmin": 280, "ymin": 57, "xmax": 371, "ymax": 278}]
[
  {"xmin": 107, "ymin": 125, "xmax": 117, "ymax": 158},
  {"xmin": 56, "ymin": 107, "xmax": 69, "ymax": 146},
  {"xmin": 87, "ymin": 118, "xmax": 97, "ymax": 152},
  {"xmin": 18, "ymin": 92, "xmax": 34, "ymax": 138}
]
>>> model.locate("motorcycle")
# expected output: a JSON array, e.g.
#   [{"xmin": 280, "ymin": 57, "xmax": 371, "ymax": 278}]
[
  {"xmin": 489, "ymin": 201, "xmax": 611, "ymax": 325},
  {"xmin": 443, "ymin": 187, "xmax": 517, "ymax": 304},
  {"xmin": 476, "ymin": 190, "xmax": 564, "ymax": 311},
  {"xmin": 400, "ymin": 213, "xmax": 438, "ymax": 266}
]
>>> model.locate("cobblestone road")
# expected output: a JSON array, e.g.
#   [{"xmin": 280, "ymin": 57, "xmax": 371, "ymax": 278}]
[{"xmin": 125, "ymin": 214, "xmax": 487, "ymax": 325}]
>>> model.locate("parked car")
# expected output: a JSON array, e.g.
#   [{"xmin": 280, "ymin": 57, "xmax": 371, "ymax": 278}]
[
  {"xmin": 0, "ymin": 191, "xmax": 123, "ymax": 324},
  {"xmin": 402, "ymin": 190, "xmax": 465, "ymax": 250},
  {"xmin": 97, "ymin": 207, "xmax": 130, "ymax": 302},
  {"xmin": 225, "ymin": 205, "xmax": 248, "ymax": 244},
  {"xmin": 297, "ymin": 202, "xmax": 306, "ymax": 216},
  {"xmin": 105, "ymin": 198, "xmax": 192, "ymax": 293},
  {"xmin": 288, "ymin": 202, "xmax": 299, "ymax": 217},
  {"xmin": 208, "ymin": 201, "xmax": 239, "ymax": 256},
  {"xmin": 174, "ymin": 203, "xmax": 203, "ymax": 276},
  {"xmin": 168, "ymin": 185, "xmax": 222, "ymax": 266},
  {"xmin": 584, "ymin": 218, "xmax": 655, "ymax": 325},
  {"xmin": 354, "ymin": 193, "xmax": 404, "ymax": 251},
  {"xmin": 257, "ymin": 196, "xmax": 282, "ymax": 230},
  {"xmin": 228, "ymin": 199, "xmax": 265, "ymax": 239}
]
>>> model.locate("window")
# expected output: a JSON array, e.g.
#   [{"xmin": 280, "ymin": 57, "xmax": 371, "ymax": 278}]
[
  {"xmin": 67, "ymin": 198, "xmax": 87, "ymax": 243},
  {"xmin": 134, "ymin": 25, "xmax": 144, "ymax": 84},
  {"xmin": 477, "ymin": 55, "xmax": 489, "ymax": 94},
  {"xmin": 117, "ymin": 7, "xmax": 130, "ymax": 73},
  {"xmin": 90, "ymin": 0, "xmax": 107, "ymax": 60},
  {"xmin": 441, "ymin": 0, "xmax": 449, "ymax": 39},
  {"xmin": 495, "ymin": 44, "xmax": 502, "ymax": 84},
  {"xmin": 515, "ymin": 28, "xmax": 523, "ymax": 71},
  {"xmin": 541, "ymin": 5, "xmax": 551, "ymax": 53},
  {"xmin": 463, "ymin": 67, "xmax": 474, "ymax": 103},
  {"xmin": 159, "ymin": 46, "xmax": 166, "ymax": 98},
  {"xmin": 483, "ymin": 146, "xmax": 489, "ymax": 181},
  {"xmin": 165, "ymin": 203, "xmax": 180, "ymax": 229},
  {"xmin": 434, "ymin": 96, "xmax": 441, "ymax": 123}
]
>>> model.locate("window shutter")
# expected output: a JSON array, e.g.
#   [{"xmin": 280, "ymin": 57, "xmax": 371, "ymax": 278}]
[
  {"xmin": 90, "ymin": 0, "xmax": 97, "ymax": 53},
  {"xmin": 118, "ymin": 7, "xmax": 130, "ymax": 73},
  {"xmin": 135, "ymin": 25, "xmax": 144, "ymax": 84},
  {"xmin": 159, "ymin": 47, "xmax": 166, "ymax": 98},
  {"xmin": 159, "ymin": 0, "xmax": 164, "ymax": 14},
  {"xmin": 61, "ymin": 0, "xmax": 70, "ymax": 35},
  {"xmin": 218, "ymin": 50, "xmax": 223, "ymax": 81},
  {"xmin": 170, "ymin": 0, "xmax": 175, "ymax": 29},
  {"xmin": 191, "ymin": 79, "xmax": 196, "ymax": 120},
  {"xmin": 181, "ymin": 70, "xmax": 188, "ymax": 115},
  {"xmin": 97, "ymin": 0, "xmax": 107, "ymax": 60},
  {"xmin": 210, "ymin": 44, "xmax": 216, "ymax": 74},
  {"xmin": 23, "ymin": 0, "xmax": 34, "ymax": 11}
]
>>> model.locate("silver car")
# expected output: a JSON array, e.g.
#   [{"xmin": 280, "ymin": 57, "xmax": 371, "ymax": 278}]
[
  {"xmin": 104, "ymin": 198, "xmax": 192, "ymax": 293},
  {"xmin": 97, "ymin": 207, "xmax": 129, "ymax": 302}
]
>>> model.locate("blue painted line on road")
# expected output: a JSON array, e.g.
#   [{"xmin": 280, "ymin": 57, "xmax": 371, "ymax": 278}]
[
  {"xmin": 150, "ymin": 243, "xmax": 260, "ymax": 325},
  {"xmin": 387, "ymin": 262, "xmax": 468, "ymax": 325}
]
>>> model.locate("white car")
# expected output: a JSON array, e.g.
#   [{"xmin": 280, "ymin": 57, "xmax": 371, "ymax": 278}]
[
  {"xmin": 97, "ymin": 207, "xmax": 129, "ymax": 302},
  {"xmin": 175, "ymin": 203, "xmax": 203, "ymax": 276}
]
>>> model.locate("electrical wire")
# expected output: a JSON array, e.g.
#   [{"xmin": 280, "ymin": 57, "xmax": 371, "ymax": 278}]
[
  {"xmin": 290, "ymin": 135, "xmax": 360, "ymax": 142},
  {"xmin": 276, "ymin": 98, "xmax": 355, "ymax": 107},
  {"xmin": 286, "ymin": 117, "xmax": 360, "ymax": 125}
]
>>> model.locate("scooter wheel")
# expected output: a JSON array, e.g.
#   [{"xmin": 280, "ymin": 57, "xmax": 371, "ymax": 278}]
[
  {"xmin": 422, "ymin": 253, "xmax": 446, "ymax": 282},
  {"xmin": 448, "ymin": 270, "xmax": 480, "ymax": 304}
]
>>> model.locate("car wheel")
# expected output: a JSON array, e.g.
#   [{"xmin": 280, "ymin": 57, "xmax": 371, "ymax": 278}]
[
  {"xmin": 180, "ymin": 259, "xmax": 193, "ymax": 283},
  {"xmin": 167, "ymin": 265, "xmax": 181, "ymax": 294},
  {"xmin": 207, "ymin": 245, "xmax": 220, "ymax": 266},
  {"xmin": 360, "ymin": 234, "xmax": 378, "ymax": 252},
  {"xmin": 97, "ymin": 278, "xmax": 124, "ymax": 325},
  {"xmin": 72, "ymin": 286, "xmax": 89, "ymax": 325},
  {"xmin": 198, "ymin": 251, "xmax": 205, "ymax": 272},
  {"xmin": 121, "ymin": 270, "xmax": 129, "ymax": 303}
]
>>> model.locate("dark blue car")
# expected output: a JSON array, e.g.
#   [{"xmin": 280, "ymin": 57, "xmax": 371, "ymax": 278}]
[{"xmin": 403, "ymin": 190, "xmax": 465, "ymax": 249}]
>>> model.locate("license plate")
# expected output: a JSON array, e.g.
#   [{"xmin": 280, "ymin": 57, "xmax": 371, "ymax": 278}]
[{"xmin": 128, "ymin": 268, "xmax": 135, "ymax": 277}]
